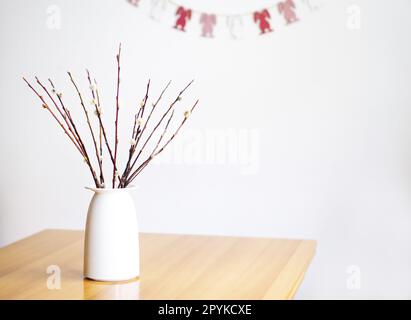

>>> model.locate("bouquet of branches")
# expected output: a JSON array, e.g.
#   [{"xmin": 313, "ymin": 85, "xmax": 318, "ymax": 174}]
[{"xmin": 23, "ymin": 45, "xmax": 199, "ymax": 188}]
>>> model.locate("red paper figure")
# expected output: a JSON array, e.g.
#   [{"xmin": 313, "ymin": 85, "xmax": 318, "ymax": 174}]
[
  {"xmin": 253, "ymin": 9, "xmax": 272, "ymax": 34},
  {"xmin": 174, "ymin": 6, "xmax": 192, "ymax": 32},
  {"xmin": 200, "ymin": 13, "xmax": 216, "ymax": 37},
  {"xmin": 278, "ymin": 0, "xmax": 299, "ymax": 24}
]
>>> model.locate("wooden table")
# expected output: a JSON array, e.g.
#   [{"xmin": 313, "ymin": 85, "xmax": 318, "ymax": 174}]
[{"xmin": 0, "ymin": 230, "xmax": 316, "ymax": 300}]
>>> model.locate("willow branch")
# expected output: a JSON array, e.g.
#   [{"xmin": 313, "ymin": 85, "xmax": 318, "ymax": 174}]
[
  {"xmin": 134, "ymin": 80, "xmax": 171, "ymax": 145},
  {"xmin": 34, "ymin": 77, "xmax": 87, "ymax": 157},
  {"xmin": 113, "ymin": 43, "xmax": 121, "ymax": 188},
  {"xmin": 121, "ymin": 80, "xmax": 171, "ymax": 185},
  {"xmin": 125, "ymin": 80, "xmax": 193, "ymax": 182},
  {"xmin": 120, "ymin": 79, "xmax": 150, "ymax": 187},
  {"xmin": 23, "ymin": 77, "xmax": 100, "ymax": 187},
  {"xmin": 95, "ymin": 81, "xmax": 104, "ymax": 185},
  {"xmin": 142, "ymin": 109, "xmax": 175, "ymax": 166},
  {"xmin": 47, "ymin": 79, "xmax": 84, "ymax": 153},
  {"xmin": 48, "ymin": 78, "xmax": 92, "ymax": 163},
  {"xmin": 125, "ymin": 99, "xmax": 199, "ymax": 186},
  {"xmin": 47, "ymin": 78, "xmax": 102, "ymax": 188},
  {"xmin": 133, "ymin": 80, "xmax": 151, "ymax": 140},
  {"xmin": 35, "ymin": 77, "xmax": 78, "ymax": 144},
  {"xmin": 86, "ymin": 69, "xmax": 105, "ymax": 186},
  {"xmin": 23, "ymin": 77, "xmax": 83, "ymax": 155},
  {"xmin": 91, "ymin": 79, "xmax": 121, "ymax": 186},
  {"xmin": 153, "ymin": 100, "xmax": 199, "ymax": 156},
  {"xmin": 68, "ymin": 71, "xmax": 103, "ymax": 187}
]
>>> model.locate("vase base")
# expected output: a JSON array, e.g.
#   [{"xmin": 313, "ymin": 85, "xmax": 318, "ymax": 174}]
[{"xmin": 84, "ymin": 275, "xmax": 140, "ymax": 283}]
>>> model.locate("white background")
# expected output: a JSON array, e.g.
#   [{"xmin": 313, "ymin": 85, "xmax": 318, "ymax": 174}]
[{"xmin": 1, "ymin": 0, "xmax": 410, "ymax": 299}]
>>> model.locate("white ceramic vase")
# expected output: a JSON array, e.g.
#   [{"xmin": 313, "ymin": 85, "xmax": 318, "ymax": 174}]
[{"xmin": 84, "ymin": 186, "xmax": 139, "ymax": 282}]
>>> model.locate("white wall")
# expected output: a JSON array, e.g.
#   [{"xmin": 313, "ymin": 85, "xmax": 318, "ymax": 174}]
[{"xmin": 1, "ymin": 0, "xmax": 411, "ymax": 299}]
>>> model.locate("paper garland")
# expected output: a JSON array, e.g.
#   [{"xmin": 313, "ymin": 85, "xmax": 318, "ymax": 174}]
[{"xmin": 127, "ymin": 0, "xmax": 324, "ymax": 39}]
